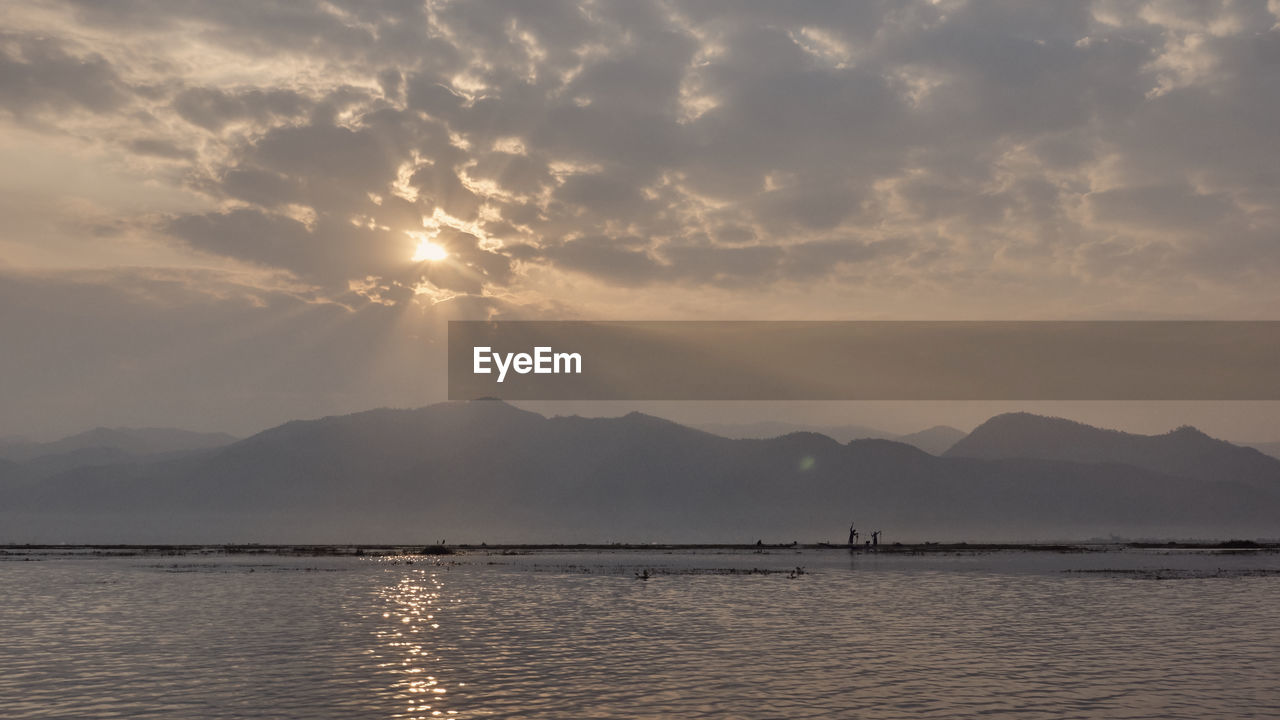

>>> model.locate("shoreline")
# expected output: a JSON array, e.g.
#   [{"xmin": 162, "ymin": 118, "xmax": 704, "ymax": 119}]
[{"xmin": 2, "ymin": 540, "xmax": 1276, "ymax": 557}]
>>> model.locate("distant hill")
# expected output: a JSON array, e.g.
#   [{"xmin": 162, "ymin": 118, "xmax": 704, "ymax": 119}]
[
  {"xmin": 19, "ymin": 447, "xmax": 137, "ymax": 479},
  {"xmin": 1242, "ymin": 441, "xmax": 1280, "ymax": 461},
  {"xmin": 695, "ymin": 421, "xmax": 965, "ymax": 455},
  {"xmin": 694, "ymin": 420, "xmax": 895, "ymax": 443},
  {"xmin": 895, "ymin": 426, "xmax": 967, "ymax": 456},
  {"xmin": 0, "ymin": 427, "xmax": 237, "ymax": 464},
  {"xmin": 2, "ymin": 402, "xmax": 1275, "ymax": 544},
  {"xmin": 946, "ymin": 413, "xmax": 1280, "ymax": 491}
]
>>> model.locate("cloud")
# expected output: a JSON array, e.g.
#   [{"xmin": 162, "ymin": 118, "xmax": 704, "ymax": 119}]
[
  {"xmin": 172, "ymin": 87, "xmax": 310, "ymax": 132},
  {"xmin": 0, "ymin": 34, "xmax": 130, "ymax": 116},
  {"xmin": 1087, "ymin": 183, "xmax": 1236, "ymax": 231},
  {"xmin": 127, "ymin": 138, "xmax": 195, "ymax": 160},
  {"xmin": 0, "ymin": 0, "xmax": 1276, "ymax": 312}
]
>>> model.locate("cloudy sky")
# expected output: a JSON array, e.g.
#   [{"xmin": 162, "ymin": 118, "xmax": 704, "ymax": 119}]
[{"xmin": 2, "ymin": 0, "xmax": 1279, "ymax": 439}]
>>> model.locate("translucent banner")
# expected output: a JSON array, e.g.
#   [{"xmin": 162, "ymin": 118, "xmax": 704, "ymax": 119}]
[{"xmin": 448, "ymin": 321, "xmax": 1280, "ymax": 400}]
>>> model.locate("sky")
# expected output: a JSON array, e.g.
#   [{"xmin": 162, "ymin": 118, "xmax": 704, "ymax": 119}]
[{"xmin": 2, "ymin": 0, "xmax": 1279, "ymax": 440}]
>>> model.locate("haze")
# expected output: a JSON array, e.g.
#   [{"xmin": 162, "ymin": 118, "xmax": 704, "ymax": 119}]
[{"xmin": 2, "ymin": 1, "xmax": 1279, "ymax": 440}]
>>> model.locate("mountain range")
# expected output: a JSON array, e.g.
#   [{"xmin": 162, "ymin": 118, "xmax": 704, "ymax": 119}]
[
  {"xmin": 0, "ymin": 427, "xmax": 237, "ymax": 465},
  {"xmin": 1, "ymin": 402, "xmax": 1277, "ymax": 544},
  {"xmin": 694, "ymin": 421, "xmax": 967, "ymax": 455},
  {"xmin": 947, "ymin": 413, "xmax": 1280, "ymax": 491},
  {"xmin": 0, "ymin": 427, "xmax": 238, "ymax": 492}
]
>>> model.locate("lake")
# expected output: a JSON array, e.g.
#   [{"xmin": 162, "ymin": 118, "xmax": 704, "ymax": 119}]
[{"xmin": 2, "ymin": 546, "xmax": 1278, "ymax": 719}]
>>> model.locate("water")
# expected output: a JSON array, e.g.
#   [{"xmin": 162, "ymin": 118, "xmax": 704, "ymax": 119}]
[{"xmin": 2, "ymin": 547, "xmax": 1278, "ymax": 719}]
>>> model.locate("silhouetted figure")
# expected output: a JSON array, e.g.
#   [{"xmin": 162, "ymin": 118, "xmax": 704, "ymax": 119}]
[
  {"xmin": 871, "ymin": 530, "xmax": 881, "ymax": 547},
  {"xmin": 848, "ymin": 523, "xmax": 859, "ymax": 546}
]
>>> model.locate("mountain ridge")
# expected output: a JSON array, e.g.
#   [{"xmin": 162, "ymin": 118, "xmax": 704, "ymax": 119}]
[
  {"xmin": 693, "ymin": 420, "xmax": 966, "ymax": 455},
  {"xmin": 3, "ymin": 402, "xmax": 1275, "ymax": 544},
  {"xmin": 0, "ymin": 426, "xmax": 238, "ymax": 464},
  {"xmin": 946, "ymin": 412, "xmax": 1280, "ymax": 491}
]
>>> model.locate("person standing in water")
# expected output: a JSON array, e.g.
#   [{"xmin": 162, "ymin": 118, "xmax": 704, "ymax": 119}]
[{"xmin": 848, "ymin": 523, "xmax": 859, "ymax": 546}]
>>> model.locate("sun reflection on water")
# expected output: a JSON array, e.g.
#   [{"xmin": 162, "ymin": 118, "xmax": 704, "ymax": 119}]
[{"xmin": 371, "ymin": 561, "xmax": 466, "ymax": 719}]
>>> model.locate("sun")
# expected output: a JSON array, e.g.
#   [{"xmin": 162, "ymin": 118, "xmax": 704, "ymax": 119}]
[{"xmin": 412, "ymin": 239, "xmax": 449, "ymax": 262}]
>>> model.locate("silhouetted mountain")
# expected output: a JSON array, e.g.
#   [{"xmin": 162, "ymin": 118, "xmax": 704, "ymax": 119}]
[
  {"xmin": 2, "ymin": 402, "xmax": 1276, "ymax": 544},
  {"xmin": 19, "ymin": 447, "xmax": 137, "ymax": 479},
  {"xmin": 1242, "ymin": 441, "xmax": 1280, "ymax": 461},
  {"xmin": 697, "ymin": 420, "xmax": 964, "ymax": 454},
  {"xmin": 946, "ymin": 413, "xmax": 1280, "ymax": 491},
  {"xmin": 0, "ymin": 426, "xmax": 237, "ymax": 464},
  {"xmin": 895, "ymin": 426, "xmax": 967, "ymax": 456},
  {"xmin": 695, "ymin": 420, "xmax": 895, "ymax": 443},
  {"xmin": 0, "ymin": 458, "xmax": 29, "ymax": 491}
]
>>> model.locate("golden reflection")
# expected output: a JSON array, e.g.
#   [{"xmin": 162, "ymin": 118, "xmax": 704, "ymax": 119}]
[{"xmin": 371, "ymin": 558, "xmax": 463, "ymax": 719}]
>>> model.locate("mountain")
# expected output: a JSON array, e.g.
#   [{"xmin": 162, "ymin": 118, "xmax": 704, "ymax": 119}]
[
  {"xmin": 694, "ymin": 420, "xmax": 895, "ymax": 443},
  {"xmin": 946, "ymin": 413, "xmax": 1280, "ymax": 491},
  {"xmin": 0, "ymin": 457, "xmax": 30, "ymax": 491},
  {"xmin": 20, "ymin": 446, "xmax": 142, "ymax": 478},
  {"xmin": 696, "ymin": 421, "xmax": 965, "ymax": 455},
  {"xmin": 0, "ymin": 427, "xmax": 237, "ymax": 464},
  {"xmin": 3, "ymin": 402, "xmax": 1276, "ymax": 544},
  {"xmin": 895, "ymin": 426, "xmax": 967, "ymax": 456},
  {"xmin": 1241, "ymin": 441, "xmax": 1280, "ymax": 461}
]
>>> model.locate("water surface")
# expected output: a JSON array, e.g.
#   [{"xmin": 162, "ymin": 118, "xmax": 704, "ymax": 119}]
[{"xmin": 2, "ymin": 547, "xmax": 1278, "ymax": 719}]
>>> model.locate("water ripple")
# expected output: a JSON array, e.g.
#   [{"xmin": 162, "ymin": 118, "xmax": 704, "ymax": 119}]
[{"xmin": 1, "ymin": 550, "xmax": 1278, "ymax": 718}]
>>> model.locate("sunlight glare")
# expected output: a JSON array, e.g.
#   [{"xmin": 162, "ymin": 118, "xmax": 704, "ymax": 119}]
[{"xmin": 412, "ymin": 239, "xmax": 449, "ymax": 262}]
